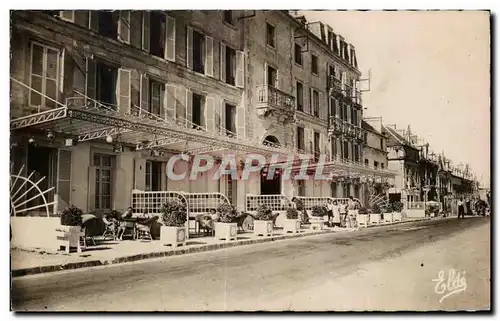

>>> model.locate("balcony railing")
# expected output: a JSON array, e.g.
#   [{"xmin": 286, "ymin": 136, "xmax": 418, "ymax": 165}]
[
  {"xmin": 257, "ymin": 85, "xmax": 295, "ymax": 113},
  {"xmin": 329, "ymin": 75, "xmax": 342, "ymax": 95},
  {"xmin": 328, "ymin": 116, "xmax": 363, "ymax": 139}
]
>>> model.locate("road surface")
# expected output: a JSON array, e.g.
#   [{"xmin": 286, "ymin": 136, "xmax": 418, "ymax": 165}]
[{"xmin": 11, "ymin": 217, "xmax": 490, "ymax": 311}]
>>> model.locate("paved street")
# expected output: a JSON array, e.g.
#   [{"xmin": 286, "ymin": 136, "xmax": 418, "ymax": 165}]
[{"xmin": 11, "ymin": 217, "xmax": 490, "ymax": 311}]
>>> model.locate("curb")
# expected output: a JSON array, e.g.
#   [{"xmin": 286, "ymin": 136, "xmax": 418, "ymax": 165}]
[
  {"xmin": 11, "ymin": 217, "xmax": 447, "ymax": 278},
  {"xmin": 12, "ymin": 229, "xmax": 335, "ymax": 278}
]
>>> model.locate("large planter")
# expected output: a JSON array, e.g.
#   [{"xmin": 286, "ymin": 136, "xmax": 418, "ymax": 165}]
[
  {"xmin": 55, "ymin": 225, "xmax": 85, "ymax": 253},
  {"xmin": 160, "ymin": 226, "xmax": 186, "ymax": 248},
  {"xmin": 369, "ymin": 213, "xmax": 381, "ymax": 225},
  {"xmin": 384, "ymin": 212, "xmax": 394, "ymax": 223},
  {"xmin": 392, "ymin": 212, "xmax": 402, "ymax": 222},
  {"xmin": 357, "ymin": 214, "xmax": 369, "ymax": 228},
  {"xmin": 309, "ymin": 217, "xmax": 324, "ymax": 230},
  {"xmin": 254, "ymin": 220, "xmax": 274, "ymax": 237},
  {"xmin": 283, "ymin": 219, "xmax": 301, "ymax": 234},
  {"xmin": 215, "ymin": 222, "xmax": 237, "ymax": 241}
]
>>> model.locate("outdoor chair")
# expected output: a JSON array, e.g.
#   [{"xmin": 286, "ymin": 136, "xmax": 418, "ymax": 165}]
[
  {"xmin": 102, "ymin": 216, "xmax": 116, "ymax": 240},
  {"xmin": 135, "ymin": 216, "xmax": 159, "ymax": 241}
]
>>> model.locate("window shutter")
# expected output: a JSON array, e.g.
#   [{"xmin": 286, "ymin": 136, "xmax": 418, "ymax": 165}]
[
  {"xmin": 175, "ymin": 86, "xmax": 187, "ymax": 125},
  {"xmin": 142, "ymin": 11, "xmax": 150, "ymax": 52},
  {"xmin": 118, "ymin": 11, "xmax": 131, "ymax": 44},
  {"xmin": 140, "ymin": 74, "xmax": 149, "ymax": 113},
  {"xmin": 87, "ymin": 166, "xmax": 97, "ymax": 211},
  {"xmin": 166, "ymin": 15, "xmax": 176, "ymax": 62},
  {"xmin": 319, "ymin": 133, "xmax": 324, "ymax": 154},
  {"xmin": 307, "ymin": 87, "xmax": 313, "ymax": 114},
  {"xmin": 85, "ymin": 58, "xmax": 96, "ymax": 101},
  {"xmin": 186, "ymin": 89, "xmax": 192, "ymax": 127},
  {"xmin": 236, "ymin": 51, "xmax": 245, "ymax": 88},
  {"xmin": 341, "ymin": 71, "xmax": 347, "ymax": 93},
  {"xmin": 57, "ymin": 149, "xmax": 72, "ymax": 209},
  {"xmin": 89, "ymin": 11, "xmax": 99, "ymax": 31},
  {"xmin": 205, "ymin": 36, "xmax": 214, "ymax": 77},
  {"xmin": 236, "ymin": 103, "xmax": 245, "ymax": 138},
  {"xmin": 205, "ymin": 96, "xmax": 215, "ymax": 132},
  {"xmin": 186, "ymin": 26, "xmax": 193, "ymax": 68},
  {"xmin": 116, "ymin": 68, "xmax": 131, "ymax": 113},
  {"xmin": 220, "ymin": 99, "xmax": 226, "ymax": 135},
  {"xmin": 263, "ymin": 62, "xmax": 268, "ymax": 85},
  {"xmin": 319, "ymin": 91, "xmax": 325, "ymax": 120},
  {"xmin": 165, "ymin": 83, "xmax": 176, "ymax": 121},
  {"xmin": 215, "ymin": 98, "xmax": 221, "ymax": 134},
  {"xmin": 220, "ymin": 43, "xmax": 226, "ymax": 82},
  {"xmin": 60, "ymin": 11, "xmax": 74, "ymax": 22}
]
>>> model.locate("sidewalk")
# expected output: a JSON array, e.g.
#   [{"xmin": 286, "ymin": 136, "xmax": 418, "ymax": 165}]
[{"xmin": 11, "ymin": 217, "xmax": 433, "ymax": 277}]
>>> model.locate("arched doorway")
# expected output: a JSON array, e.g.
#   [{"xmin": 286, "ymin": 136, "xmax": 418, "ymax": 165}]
[{"xmin": 261, "ymin": 135, "xmax": 282, "ymax": 195}]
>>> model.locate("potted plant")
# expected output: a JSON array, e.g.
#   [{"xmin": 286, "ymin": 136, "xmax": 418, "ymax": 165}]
[
  {"xmin": 310, "ymin": 205, "xmax": 326, "ymax": 230},
  {"xmin": 214, "ymin": 203, "xmax": 238, "ymax": 241},
  {"xmin": 392, "ymin": 201, "xmax": 404, "ymax": 221},
  {"xmin": 370, "ymin": 203, "xmax": 382, "ymax": 225},
  {"xmin": 383, "ymin": 203, "xmax": 394, "ymax": 223},
  {"xmin": 57, "ymin": 205, "xmax": 85, "ymax": 253},
  {"xmin": 160, "ymin": 199, "xmax": 187, "ymax": 247},
  {"xmin": 357, "ymin": 207, "xmax": 369, "ymax": 227},
  {"xmin": 284, "ymin": 206, "xmax": 301, "ymax": 233},
  {"xmin": 254, "ymin": 204, "xmax": 274, "ymax": 237}
]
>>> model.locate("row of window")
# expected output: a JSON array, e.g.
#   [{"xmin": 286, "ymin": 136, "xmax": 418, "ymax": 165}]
[
  {"xmin": 28, "ymin": 40, "xmax": 241, "ymax": 134},
  {"xmin": 55, "ymin": 11, "xmax": 245, "ymax": 88},
  {"xmin": 296, "ymin": 126, "xmax": 361, "ymax": 163},
  {"xmin": 296, "ymin": 180, "xmax": 361, "ymax": 199},
  {"xmin": 363, "ymin": 159, "xmax": 386, "ymax": 169}
]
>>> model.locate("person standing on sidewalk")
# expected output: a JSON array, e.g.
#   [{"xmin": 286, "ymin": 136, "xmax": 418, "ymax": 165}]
[
  {"xmin": 339, "ymin": 201, "xmax": 347, "ymax": 227},
  {"xmin": 457, "ymin": 198, "xmax": 464, "ymax": 219},
  {"xmin": 326, "ymin": 199, "xmax": 334, "ymax": 227}
]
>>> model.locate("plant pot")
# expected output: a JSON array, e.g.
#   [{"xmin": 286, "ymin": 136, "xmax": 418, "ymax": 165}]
[
  {"xmin": 392, "ymin": 212, "xmax": 402, "ymax": 222},
  {"xmin": 55, "ymin": 225, "xmax": 85, "ymax": 253},
  {"xmin": 215, "ymin": 222, "xmax": 237, "ymax": 241},
  {"xmin": 384, "ymin": 212, "xmax": 394, "ymax": 223},
  {"xmin": 284, "ymin": 219, "xmax": 301, "ymax": 233},
  {"xmin": 369, "ymin": 213, "xmax": 381, "ymax": 225},
  {"xmin": 357, "ymin": 214, "xmax": 369, "ymax": 227},
  {"xmin": 254, "ymin": 220, "xmax": 273, "ymax": 237},
  {"xmin": 309, "ymin": 217, "xmax": 324, "ymax": 230},
  {"xmin": 160, "ymin": 225, "xmax": 186, "ymax": 248}
]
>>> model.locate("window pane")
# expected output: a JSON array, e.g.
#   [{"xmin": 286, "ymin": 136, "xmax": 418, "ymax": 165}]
[
  {"xmin": 45, "ymin": 49, "xmax": 59, "ymax": 79},
  {"xmin": 95, "ymin": 195, "xmax": 100, "ymax": 209},
  {"xmin": 31, "ymin": 44, "xmax": 43, "ymax": 76},
  {"xmin": 30, "ymin": 75, "xmax": 42, "ymax": 106},
  {"xmin": 45, "ymin": 79, "xmax": 57, "ymax": 108},
  {"xmin": 95, "ymin": 180, "xmax": 100, "ymax": 196},
  {"xmin": 102, "ymin": 182, "xmax": 111, "ymax": 195},
  {"xmin": 102, "ymin": 156, "xmax": 112, "ymax": 167},
  {"xmin": 101, "ymin": 169, "xmax": 111, "ymax": 182},
  {"xmin": 102, "ymin": 196, "xmax": 111, "ymax": 209},
  {"xmin": 95, "ymin": 168, "xmax": 100, "ymax": 181},
  {"xmin": 93, "ymin": 154, "xmax": 100, "ymax": 166}
]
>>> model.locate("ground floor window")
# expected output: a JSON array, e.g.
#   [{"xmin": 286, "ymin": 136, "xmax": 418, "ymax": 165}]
[
  {"xmin": 297, "ymin": 180, "xmax": 306, "ymax": 196},
  {"xmin": 343, "ymin": 183, "xmax": 351, "ymax": 198},
  {"xmin": 145, "ymin": 160, "xmax": 162, "ymax": 191},
  {"xmin": 94, "ymin": 153, "xmax": 114, "ymax": 210}
]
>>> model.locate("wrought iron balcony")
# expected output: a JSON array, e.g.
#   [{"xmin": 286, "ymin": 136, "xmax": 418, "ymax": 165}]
[
  {"xmin": 328, "ymin": 116, "xmax": 344, "ymax": 135},
  {"xmin": 328, "ymin": 116, "xmax": 363, "ymax": 139},
  {"xmin": 328, "ymin": 75, "xmax": 342, "ymax": 96},
  {"xmin": 256, "ymin": 85, "xmax": 295, "ymax": 115}
]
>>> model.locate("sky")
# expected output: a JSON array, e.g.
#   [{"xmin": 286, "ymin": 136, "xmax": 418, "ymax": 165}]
[{"xmin": 300, "ymin": 10, "xmax": 491, "ymax": 187}]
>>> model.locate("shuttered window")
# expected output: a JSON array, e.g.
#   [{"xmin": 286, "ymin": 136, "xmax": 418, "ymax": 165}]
[
  {"xmin": 29, "ymin": 42, "xmax": 60, "ymax": 109},
  {"xmin": 93, "ymin": 154, "xmax": 114, "ymax": 210}
]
